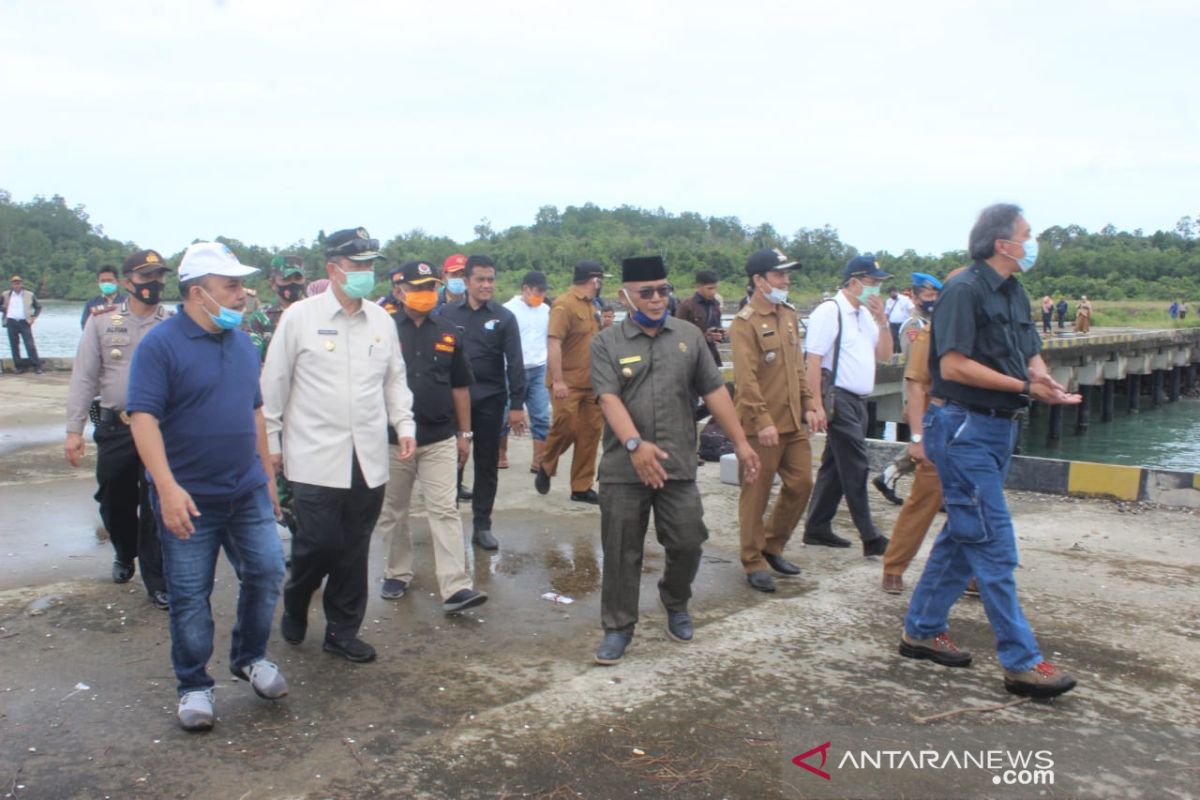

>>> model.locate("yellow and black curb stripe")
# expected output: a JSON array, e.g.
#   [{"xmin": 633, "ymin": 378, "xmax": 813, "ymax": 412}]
[{"xmin": 864, "ymin": 440, "xmax": 1199, "ymax": 508}]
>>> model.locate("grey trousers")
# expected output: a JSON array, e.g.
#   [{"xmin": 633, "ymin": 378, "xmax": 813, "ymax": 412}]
[
  {"xmin": 804, "ymin": 388, "xmax": 882, "ymax": 542},
  {"xmin": 599, "ymin": 480, "xmax": 707, "ymax": 633}
]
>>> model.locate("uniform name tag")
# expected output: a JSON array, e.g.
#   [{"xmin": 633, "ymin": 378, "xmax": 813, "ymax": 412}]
[
  {"xmin": 318, "ymin": 329, "xmax": 338, "ymax": 335},
  {"xmin": 761, "ymin": 330, "xmax": 777, "ymax": 338},
  {"xmin": 618, "ymin": 355, "xmax": 642, "ymax": 365},
  {"xmin": 435, "ymin": 343, "xmax": 454, "ymax": 353}
]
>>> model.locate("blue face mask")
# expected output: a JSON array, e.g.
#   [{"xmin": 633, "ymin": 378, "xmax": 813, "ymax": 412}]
[
  {"xmin": 98, "ymin": 281, "xmax": 118, "ymax": 296},
  {"xmin": 1013, "ymin": 238, "xmax": 1039, "ymax": 272},
  {"xmin": 201, "ymin": 289, "xmax": 244, "ymax": 330},
  {"xmin": 446, "ymin": 277, "xmax": 466, "ymax": 295},
  {"xmin": 766, "ymin": 287, "xmax": 789, "ymax": 305},
  {"xmin": 622, "ymin": 290, "xmax": 667, "ymax": 328},
  {"xmin": 338, "ymin": 267, "xmax": 376, "ymax": 299}
]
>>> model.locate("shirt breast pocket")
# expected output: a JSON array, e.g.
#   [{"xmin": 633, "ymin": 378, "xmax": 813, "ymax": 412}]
[{"xmin": 757, "ymin": 329, "xmax": 780, "ymax": 362}]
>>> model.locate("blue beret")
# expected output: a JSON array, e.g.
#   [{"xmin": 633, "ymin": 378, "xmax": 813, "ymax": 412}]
[{"xmin": 910, "ymin": 272, "xmax": 943, "ymax": 290}]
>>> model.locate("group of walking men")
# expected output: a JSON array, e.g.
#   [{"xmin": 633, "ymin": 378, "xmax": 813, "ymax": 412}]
[{"xmin": 62, "ymin": 202, "xmax": 1079, "ymax": 733}]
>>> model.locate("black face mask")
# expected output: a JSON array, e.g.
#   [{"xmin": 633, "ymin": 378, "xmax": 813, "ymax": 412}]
[
  {"xmin": 277, "ymin": 283, "xmax": 306, "ymax": 303},
  {"xmin": 134, "ymin": 280, "xmax": 165, "ymax": 306}
]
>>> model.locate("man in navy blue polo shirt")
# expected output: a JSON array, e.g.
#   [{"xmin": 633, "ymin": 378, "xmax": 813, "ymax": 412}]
[{"xmin": 128, "ymin": 242, "xmax": 287, "ymax": 732}]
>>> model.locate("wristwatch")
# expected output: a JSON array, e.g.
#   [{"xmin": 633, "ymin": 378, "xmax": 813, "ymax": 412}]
[
  {"xmin": 910, "ymin": 434, "xmax": 923, "ymax": 444},
  {"xmin": 457, "ymin": 431, "xmax": 474, "ymax": 440},
  {"xmin": 624, "ymin": 437, "xmax": 642, "ymax": 453}
]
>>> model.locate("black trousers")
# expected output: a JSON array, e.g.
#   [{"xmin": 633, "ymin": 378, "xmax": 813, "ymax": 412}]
[
  {"xmin": 94, "ymin": 421, "xmax": 164, "ymax": 593},
  {"xmin": 889, "ymin": 322, "xmax": 902, "ymax": 352},
  {"xmin": 468, "ymin": 393, "xmax": 507, "ymax": 529},
  {"xmin": 804, "ymin": 388, "xmax": 882, "ymax": 542},
  {"xmin": 5, "ymin": 319, "xmax": 41, "ymax": 370},
  {"xmin": 285, "ymin": 455, "xmax": 385, "ymax": 641},
  {"xmin": 599, "ymin": 480, "xmax": 707, "ymax": 633}
]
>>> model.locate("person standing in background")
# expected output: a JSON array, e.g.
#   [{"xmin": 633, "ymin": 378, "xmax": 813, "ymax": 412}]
[
  {"xmin": 2, "ymin": 275, "xmax": 43, "ymax": 373},
  {"xmin": 80, "ymin": 265, "xmax": 127, "ymax": 329},
  {"xmin": 1040, "ymin": 295, "xmax": 1054, "ymax": 334},
  {"xmin": 674, "ymin": 269, "xmax": 726, "ymax": 367},
  {"xmin": 503, "ymin": 270, "xmax": 552, "ymax": 473}
]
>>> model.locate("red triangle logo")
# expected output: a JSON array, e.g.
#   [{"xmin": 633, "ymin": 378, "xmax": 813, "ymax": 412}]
[{"xmin": 792, "ymin": 741, "xmax": 832, "ymax": 780}]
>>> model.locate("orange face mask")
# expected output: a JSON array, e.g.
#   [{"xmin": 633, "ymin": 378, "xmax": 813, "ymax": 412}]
[
  {"xmin": 528, "ymin": 293, "xmax": 545, "ymax": 307},
  {"xmin": 404, "ymin": 289, "xmax": 438, "ymax": 313}
]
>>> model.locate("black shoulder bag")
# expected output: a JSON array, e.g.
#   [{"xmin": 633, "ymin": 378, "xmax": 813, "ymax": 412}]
[{"xmin": 817, "ymin": 300, "xmax": 843, "ymax": 421}]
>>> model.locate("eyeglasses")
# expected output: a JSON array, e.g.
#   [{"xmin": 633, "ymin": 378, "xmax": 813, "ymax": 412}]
[
  {"xmin": 329, "ymin": 238, "xmax": 380, "ymax": 256},
  {"xmin": 632, "ymin": 283, "xmax": 673, "ymax": 300}
]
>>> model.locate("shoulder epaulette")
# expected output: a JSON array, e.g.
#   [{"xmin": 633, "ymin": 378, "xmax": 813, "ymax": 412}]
[{"xmin": 735, "ymin": 306, "xmax": 753, "ymax": 321}]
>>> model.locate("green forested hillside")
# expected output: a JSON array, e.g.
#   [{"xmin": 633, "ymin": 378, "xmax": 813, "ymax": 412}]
[{"xmin": 1, "ymin": 190, "xmax": 1197, "ymax": 306}]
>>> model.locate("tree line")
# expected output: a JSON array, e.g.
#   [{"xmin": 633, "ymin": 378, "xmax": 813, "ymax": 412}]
[{"xmin": 1, "ymin": 189, "xmax": 1197, "ymax": 305}]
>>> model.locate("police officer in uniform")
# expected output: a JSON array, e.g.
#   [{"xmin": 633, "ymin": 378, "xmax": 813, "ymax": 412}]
[
  {"xmin": 247, "ymin": 255, "xmax": 307, "ymax": 359},
  {"xmin": 65, "ymin": 249, "xmax": 172, "ymax": 607},
  {"xmin": 589, "ymin": 255, "xmax": 760, "ymax": 665},
  {"xmin": 80, "ymin": 265, "xmax": 127, "ymax": 329},
  {"xmin": 377, "ymin": 262, "xmax": 407, "ymax": 317},
  {"xmin": 730, "ymin": 247, "xmax": 817, "ymax": 593}
]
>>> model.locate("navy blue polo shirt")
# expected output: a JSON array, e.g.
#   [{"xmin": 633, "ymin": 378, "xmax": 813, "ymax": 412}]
[{"xmin": 127, "ymin": 306, "xmax": 267, "ymax": 500}]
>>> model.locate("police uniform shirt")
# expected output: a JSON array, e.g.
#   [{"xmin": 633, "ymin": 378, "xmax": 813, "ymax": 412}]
[
  {"xmin": 929, "ymin": 260, "xmax": 1041, "ymax": 413},
  {"xmin": 730, "ymin": 293, "xmax": 813, "ymax": 436},
  {"xmin": 804, "ymin": 291, "xmax": 881, "ymax": 396},
  {"xmin": 904, "ymin": 325, "xmax": 933, "ymax": 388},
  {"xmin": 438, "ymin": 298, "xmax": 526, "ymax": 407},
  {"xmin": 260, "ymin": 289, "xmax": 416, "ymax": 490},
  {"xmin": 394, "ymin": 313, "xmax": 473, "ymax": 446},
  {"xmin": 81, "ymin": 293, "xmax": 127, "ymax": 329},
  {"xmin": 66, "ymin": 301, "xmax": 170, "ymax": 434},
  {"xmin": 898, "ymin": 314, "xmax": 929, "ymax": 360},
  {"xmin": 590, "ymin": 316, "xmax": 723, "ymax": 484}
]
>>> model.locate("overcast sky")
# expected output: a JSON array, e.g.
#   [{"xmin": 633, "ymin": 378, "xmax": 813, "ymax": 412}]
[{"xmin": 1, "ymin": 0, "xmax": 1196, "ymax": 256}]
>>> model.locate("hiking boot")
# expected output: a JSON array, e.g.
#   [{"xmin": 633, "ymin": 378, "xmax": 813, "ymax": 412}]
[
  {"xmin": 380, "ymin": 578, "xmax": 408, "ymax": 600},
  {"xmin": 863, "ymin": 535, "xmax": 890, "ymax": 557},
  {"xmin": 231, "ymin": 659, "xmax": 288, "ymax": 700},
  {"xmin": 882, "ymin": 573, "xmax": 904, "ymax": 594},
  {"xmin": 899, "ymin": 631, "xmax": 973, "ymax": 667},
  {"xmin": 1004, "ymin": 662, "xmax": 1077, "ymax": 698},
  {"xmin": 443, "ymin": 588, "xmax": 488, "ymax": 613},
  {"xmin": 872, "ymin": 474, "xmax": 904, "ymax": 505},
  {"xmin": 594, "ymin": 631, "xmax": 633, "ymax": 665},
  {"xmin": 177, "ymin": 689, "xmax": 215, "ymax": 731},
  {"xmin": 764, "ymin": 552, "xmax": 802, "ymax": 576}
]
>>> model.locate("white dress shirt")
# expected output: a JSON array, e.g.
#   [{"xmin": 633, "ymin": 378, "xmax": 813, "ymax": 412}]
[
  {"xmin": 887, "ymin": 295, "xmax": 913, "ymax": 325},
  {"xmin": 804, "ymin": 290, "xmax": 881, "ymax": 396},
  {"xmin": 261, "ymin": 289, "xmax": 415, "ymax": 489},
  {"xmin": 502, "ymin": 294, "xmax": 549, "ymax": 368},
  {"xmin": 6, "ymin": 291, "xmax": 26, "ymax": 320}
]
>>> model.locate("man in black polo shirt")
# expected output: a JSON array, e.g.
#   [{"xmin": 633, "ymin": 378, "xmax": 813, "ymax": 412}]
[
  {"xmin": 901, "ymin": 203, "xmax": 1080, "ymax": 699},
  {"xmin": 439, "ymin": 255, "xmax": 527, "ymax": 550},
  {"xmin": 376, "ymin": 260, "xmax": 487, "ymax": 612}
]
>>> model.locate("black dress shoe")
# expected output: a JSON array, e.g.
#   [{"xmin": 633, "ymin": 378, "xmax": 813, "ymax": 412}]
[
  {"xmin": 111, "ymin": 560, "xmax": 135, "ymax": 584},
  {"xmin": 570, "ymin": 489, "xmax": 599, "ymax": 504},
  {"xmin": 872, "ymin": 474, "xmax": 905, "ymax": 506},
  {"xmin": 747, "ymin": 570, "xmax": 776, "ymax": 593},
  {"xmin": 534, "ymin": 467, "xmax": 551, "ymax": 495},
  {"xmin": 662, "ymin": 605, "xmax": 693, "ymax": 643},
  {"xmin": 763, "ymin": 552, "xmax": 802, "ymax": 576},
  {"xmin": 472, "ymin": 527, "xmax": 499, "ymax": 550},
  {"xmin": 323, "ymin": 636, "xmax": 377, "ymax": 663},
  {"xmin": 457, "ymin": 486, "xmax": 474, "ymax": 501},
  {"xmin": 802, "ymin": 530, "xmax": 852, "ymax": 548},
  {"xmin": 863, "ymin": 535, "xmax": 890, "ymax": 557},
  {"xmin": 280, "ymin": 612, "xmax": 306, "ymax": 645},
  {"xmin": 147, "ymin": 590, "xmax": 169, "ymax": 610},
  {"xmin": 594, "ymin": 630, "xmax": 632, "ymax": 665}
]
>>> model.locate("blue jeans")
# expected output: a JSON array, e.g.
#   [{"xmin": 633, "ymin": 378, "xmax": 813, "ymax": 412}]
[
  {"xmin": 153, "ymin": 483, "xmax": 285, "ymax": 696},
  {"xmin": 502, "ymin": 363, "xmax": 551, "ymax": 440},
  {"xmin": 903, "ymin": 403, "xmax": 1043, "ymax": 673}
]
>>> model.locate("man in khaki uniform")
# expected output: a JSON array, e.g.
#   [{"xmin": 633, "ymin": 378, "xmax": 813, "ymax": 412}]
[
  {"xmin": 64, "ymin": 249, "xmax": 172, "ymax": 606},
  {"xmin": 535, "ymin": 260, "xmax": 609, "ymax": 504},
  {"xmin": 730, "ymin": 247, "xmax": 816, "ymax": 593}
]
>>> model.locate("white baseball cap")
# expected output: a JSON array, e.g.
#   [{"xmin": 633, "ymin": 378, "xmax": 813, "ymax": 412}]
[{"xmin": 178, "ymin": 242, "xmax": 260, "ymax": 282}]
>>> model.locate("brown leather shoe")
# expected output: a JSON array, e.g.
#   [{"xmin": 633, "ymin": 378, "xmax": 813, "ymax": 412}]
[
  {"xmin": 882, "ymin": 573, "xmax": 903, "ymax": 594},
  {"xmin": 899, "ymin": 631, "xmax": 972, "ymax": 667},
  {"xmin": 1004, "ymin": 661, "xmax": 1077, "ymax": 698}
]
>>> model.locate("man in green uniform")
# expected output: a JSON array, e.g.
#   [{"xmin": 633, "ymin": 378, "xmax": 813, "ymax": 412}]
[{"xmin": 590, "ymin": 255, "xmax": 760, "ymax": 665}]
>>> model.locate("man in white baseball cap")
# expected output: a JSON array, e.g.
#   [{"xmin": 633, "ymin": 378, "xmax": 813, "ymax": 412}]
[{"xmin": 127, "ymin": 241, "xmax": 288, "ymax": 731}]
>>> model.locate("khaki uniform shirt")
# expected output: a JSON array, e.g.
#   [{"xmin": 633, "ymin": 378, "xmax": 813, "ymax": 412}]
[
  {"xmin": 547, "ymin": 288, "xmax": 599, "ymax": 390},
  {"xmin": 261, "ymin": 289, "xmax": 415, "ymax": 490},
  {"xmin": 66, "ymin": 301, "xmax": 171, "ymax": 434},
  {"xmin": 591, "ymin": 317, "xmax": 723, "ymax": 484},
  {"xmin": 730, "ymin": 294, "xmax": 812, "ymax": 436},
  {"xmin": 904, "ymin": 325, "xmax": 933, "ymax": 388}
]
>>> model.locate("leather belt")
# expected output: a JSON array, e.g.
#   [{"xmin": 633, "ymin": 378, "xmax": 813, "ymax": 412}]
[
  {"xmin": 98, "ymin": 407, "xmax": 132, "ymax": 426},
  {"xmin": 933, "ymin": 398, "xmax": 1028, "ymax": 420}
]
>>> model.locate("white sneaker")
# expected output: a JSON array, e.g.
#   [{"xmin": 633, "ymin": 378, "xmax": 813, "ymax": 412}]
[
  {"xmin": 233, "ymin": 659, "xmax": 288, "ymax": 700},
  {"xmin": 177, "ymin": 689, "xmax": 215, "ymax": 731}
]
